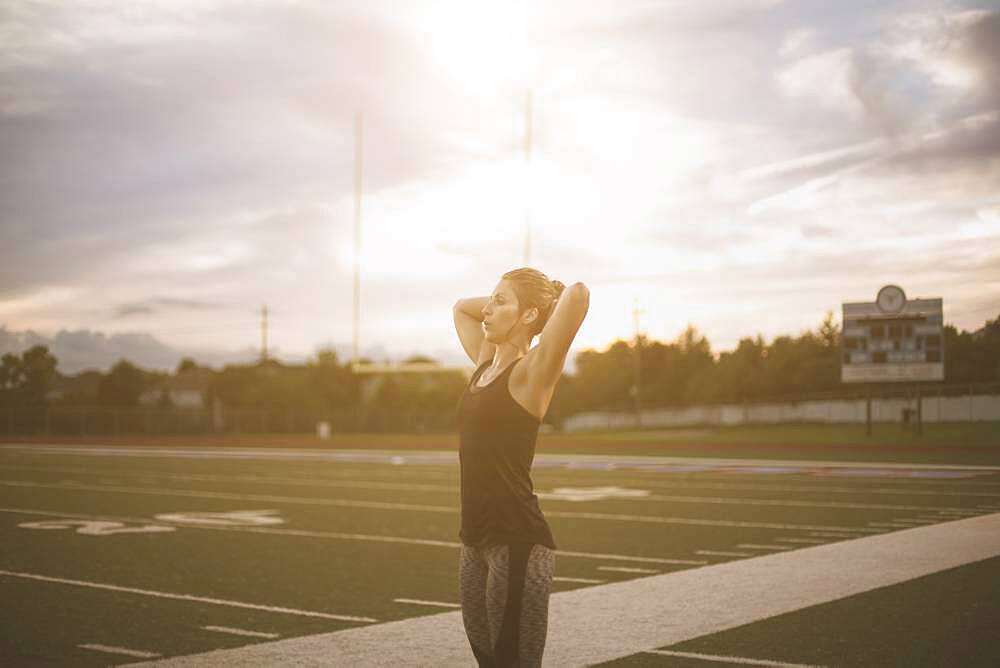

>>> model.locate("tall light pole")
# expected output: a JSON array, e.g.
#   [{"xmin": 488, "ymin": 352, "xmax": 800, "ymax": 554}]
[
  {"xmin": 353, "ymin": 112, "xmax": 363, "ymax": 368},
  {"xmin": 523, "ymin": 88, "xmax": 532, "ymax": 267},
  {"xmin": 633, "ymin": 298, "xmax": 643, "ymax": 427}
]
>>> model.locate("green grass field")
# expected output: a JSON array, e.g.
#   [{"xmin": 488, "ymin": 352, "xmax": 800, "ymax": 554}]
[{"xmin": 2, "ymin": 438, "xmax": 999, "ymax": 665}]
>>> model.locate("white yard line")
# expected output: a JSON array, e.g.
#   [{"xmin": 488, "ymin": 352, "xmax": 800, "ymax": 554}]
[
  {"xmin": 696, "ymin": 550, "xmax": 754, "ymax": 557},
  {"xmin": 736, "ymin": 544, "xmax": 794, "ymax": 551},
  {"xmin": 125, "ymin": 512, "xmax": 1000, "ymax": 667},
  {"xmin": 0, "ymin": 507, "xmax": 696, "ymax": 566},
  {"xmin": 5, "ymin": 444, "xmax": 999, "ymax": 472},
  {"xmin": 2, "ymin": 463, "xmax": 985, "ymax": 513},
  {"xmin": 0, "ymin": 570, "xmax": 376, "ymax": 623},
  {"xmin": 553, "ymin": 576, "xmax": 604, "ymax": 584},
  {"xmin": 394, "ymin": 598, "xmax": 461, "ymax": 609},
  {"xmin": 775, "ymin": 538, "xmax": 829, "ymax": 544},
  {"xmin": 645, "ymin": 649, "xmax": 823, "ymax": 667},
  {"xmin": 597, "ymin": 566, "xmax": 660, "ymax": 574},
  {"xmin": 79, "ymin": 644, "xmax": 161, "ymax": 659},
  {"xmin": 201, "ymin": 626, "xmax": 280, "ymax": 639},
  {"xmin": 868, "ymin": 521, "xmax": 929, "ymax": 528},
  {"xmin": 0, "ymin": 480, "xmax": 885, "ymax": 534},
  {"xmin": 7, "ymin": 461, "xmax": 999, "ymax": 498}
]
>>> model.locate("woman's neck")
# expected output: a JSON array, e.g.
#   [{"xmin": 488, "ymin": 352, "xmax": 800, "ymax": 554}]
[{"xmin": 491, "ymin": 341, "xmax": 528, "ymax": 370}]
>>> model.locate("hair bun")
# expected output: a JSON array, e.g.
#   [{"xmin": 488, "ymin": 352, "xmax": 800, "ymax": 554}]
[{"xmin": 551, "ymin": 280, "xmax": 566, "ymax": 298}]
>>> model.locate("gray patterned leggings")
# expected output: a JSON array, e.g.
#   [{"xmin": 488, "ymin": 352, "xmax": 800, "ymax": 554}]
[{"xmin": 459, "ymin": 542, "xmax": 556, "ymax": 667}]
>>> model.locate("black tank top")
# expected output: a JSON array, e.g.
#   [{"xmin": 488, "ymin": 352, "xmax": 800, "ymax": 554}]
[{"xmin": 457, "ymin": 357, "xmax": 556, "ymax": 549}]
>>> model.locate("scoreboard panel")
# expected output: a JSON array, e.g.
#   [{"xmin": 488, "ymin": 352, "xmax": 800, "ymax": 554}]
[{"xmin": 841, "ymin": 285, "xmax": 944, "ymax": 383}]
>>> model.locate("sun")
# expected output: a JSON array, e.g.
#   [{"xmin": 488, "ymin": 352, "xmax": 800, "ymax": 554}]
[{"xmin": 414, "ymin": 1, "xmax": 543, "ymax": 94}]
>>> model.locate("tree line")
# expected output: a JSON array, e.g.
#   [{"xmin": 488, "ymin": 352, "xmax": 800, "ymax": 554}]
[{"xmin": 2, "ymin": 312, "xmax": 998, "ymax": 431}]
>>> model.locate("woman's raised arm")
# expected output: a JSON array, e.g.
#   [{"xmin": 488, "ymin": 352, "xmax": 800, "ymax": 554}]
[
  {"xmin": 453, "ymin": 296, "xmax": 496, "ymax": 366},
  {"xmin": 528, "ymin": 282, "xmax": 589, "ymax": 387}
]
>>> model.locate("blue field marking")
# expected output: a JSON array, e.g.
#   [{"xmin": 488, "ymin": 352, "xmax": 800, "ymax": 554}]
[{"xmin": 2, "ymin": 444, "xmax": 998, "ymax": 479}]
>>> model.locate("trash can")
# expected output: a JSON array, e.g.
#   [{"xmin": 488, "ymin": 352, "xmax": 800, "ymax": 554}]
[{"xmin": 901, "ymin": 408, "xmax": 913, "ymax": 430}]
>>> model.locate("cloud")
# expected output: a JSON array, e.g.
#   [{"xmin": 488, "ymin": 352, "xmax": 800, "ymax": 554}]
[{"xmin": 1, "ymin": 1, "xmax": 998, "ymax": 366}]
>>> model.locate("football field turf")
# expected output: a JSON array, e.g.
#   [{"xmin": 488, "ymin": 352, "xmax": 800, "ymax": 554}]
[{"xmin": 2, "ymin": 440, "xmax": 999, "ymax": 666}]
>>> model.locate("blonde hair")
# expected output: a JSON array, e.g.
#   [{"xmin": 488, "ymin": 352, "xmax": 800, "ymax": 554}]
[{"xmin": 502, "ymin": 267, "xmax": 566, "ymax": 337}]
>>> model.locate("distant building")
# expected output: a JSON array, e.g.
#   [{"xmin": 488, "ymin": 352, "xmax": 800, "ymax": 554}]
[{"xmin": 140, "ymin": 366, "xmax": 213, "ymax": 409}]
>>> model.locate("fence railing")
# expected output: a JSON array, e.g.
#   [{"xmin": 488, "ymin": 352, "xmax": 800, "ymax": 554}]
[
  {"xmin": 3, "ymin": 381, "xmax": 999, "ymax": 437},
  {"xmin": 565, "ymin": 383, "xmax": 1000, "ymax": 431},
  {"xmin": 0, "ymin": 405, "xmax": 460, "ymax": 437}
]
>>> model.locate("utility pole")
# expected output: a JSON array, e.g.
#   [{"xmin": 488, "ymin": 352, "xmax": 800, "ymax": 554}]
[
  {"xmin": 633, "ymin": 298, "xmax": 643, "ymax": 428},
  {"xmin": 260, "ymin": 304, "xmax": 269, "ymax": 363},
  {"xmin": 523, "ymin": 88, "xmax": 532, "ymax": 267},
  {"xmin": 353, "ymin": 112, "xmax": 363, "ymax": 368}
]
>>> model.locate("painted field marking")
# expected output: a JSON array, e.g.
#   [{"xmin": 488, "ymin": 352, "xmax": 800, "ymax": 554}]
[
  {"xmin": 644, "ymin": 649, "xmax": 823, "ymax": 667},
  {"xmin": 868, "ymin": 521, "xmax": 926, "ymax": 528},
  {"xmin": 201, "ymin": 626, "xmax": 280, "ymax": 639},
  {"xmin": 78, "ymin": 644, "xmax": 161, "ymax": 659},
  {"xmin": 554, "ymin": 576, "xmax": 604, "ymax": 584},
  {"xmin": 18, "ymin": 519, "xmax": 175, "ymax": 535},
  {"xmin": 597, "ymin": 566, "xmax": 660, "ymax": 574},
  {"xmin": 0, "ymin": 570, "xmax": 377, "ymax": 623},
  {"xmin": 0, "ymin": 480, "xmax": 884, "ymax": 534},
  {"xmin": 153, "ymin": 510, "xmax": 284, "ymax": 527},
  {"xmin": 394, "ymin": 598, "xmax": 461, "ymax": 609},
  {"xmin": 537, "ymin": 486, "xmax": 650, "ymax": 502},
  {"xmin": 9, "ymin": 461, "xmax": 992, "ymax": 513},
  {"xmin": 6, "ymin": 445, "xmax": 999, "ymax": 483},
  {"xmin": 8, "ymin": 462, "xmax": 1000, "ymax": 498},
  {"xmin": 695, "ymin": 550, "xmax": 754, "ymax": 557},
  {"xmin": 775, "ymin": 538, "xmax": 828, "ymax": 544},
  {"xmin": 624, "ymin": 492, "xmax": 980, "ymax": 513},
  {"xmin": 737, "ymin": 544, "xmax": 793, "ymax": 551},
  {"xmin": 0, "ymin": 507, "xmax": 696, "ymax": 566},
  {"xmin": 127, "ymin": 512, "xmax": 1000, "ymax": 667},
  {"xmin": 807, "ymin": 532, "xmax": 867, "ymax": 538}
]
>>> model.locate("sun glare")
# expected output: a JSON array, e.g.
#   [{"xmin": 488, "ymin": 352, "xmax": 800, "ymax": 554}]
[{"xmin": 415, "ymin": 1, "xmax": 543, "ymax": 93}]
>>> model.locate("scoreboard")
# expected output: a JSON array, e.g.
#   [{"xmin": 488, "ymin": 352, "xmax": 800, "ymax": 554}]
[{"xmin": 841, "ymin": 285, "xmax": 944, "ymax": 383}]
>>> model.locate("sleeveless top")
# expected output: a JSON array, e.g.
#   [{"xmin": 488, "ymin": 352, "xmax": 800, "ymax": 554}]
[{"xmin": 456, "ymin": 357, "xmax": 557, "ymax": 549}]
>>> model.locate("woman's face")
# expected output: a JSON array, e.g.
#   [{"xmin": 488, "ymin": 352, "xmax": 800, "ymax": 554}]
[{"xmin": 481, "ymin": 279, "xmax": 534, "ymax": 344}]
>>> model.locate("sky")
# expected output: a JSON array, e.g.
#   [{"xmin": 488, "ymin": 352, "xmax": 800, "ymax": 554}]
[{"xmin": 2, "ymin": 0, "xmax": 999, "ymax": 374}]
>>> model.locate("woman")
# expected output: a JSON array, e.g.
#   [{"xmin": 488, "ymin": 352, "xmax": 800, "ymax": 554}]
[{"xmin": 453, "ymin": 267, "xmax": 590, "ymax": 667}]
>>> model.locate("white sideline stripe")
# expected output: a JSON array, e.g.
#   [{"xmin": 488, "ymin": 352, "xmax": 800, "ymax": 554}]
[
  {"xmin": 0, "ymin": 570, "xmax": 376, "ymax": 623},
  {"xmin": 645, "ymin": 649, "xmax": 823, "ymax": 667},
  {"xmin": 7, "ymin": 444, "xmax": 1000, "ymax": 472},
  {"xmin": 201, "ymin": 626, "xmax": 280, "ymax": 639},
  {"xmin": 597, "ymin": 566, "xmax": 660, "ymax": 574},
  {"xmin": 868, "ymin": 521, "xmax": 926, "ymax": 528},
  {"xmin": 8, "ymin": 461, "xmax": 1000, "ymax": 498},
  {"xmin": 126, "ymin": 512, "xmax": 1000, "ymax": 667},
  {"xmin": 394, "ymin": 598, "xmax": 461, "ymax": 609},
  {"xmin": 775, "ymin": 538, "xmax": 828, "ymax": 544},
  {"xmin": 0, "ymin": 507, "xmax": 692, "ymax": 566},
  {"xmin": 696, "ymin": 550, "xmax": 754, "ymax": 557},
  {"xmin": 79, "ymin": 644, "xmax": 161, "ymax": 659},
  {"xmin": 5, "ymin": 463, "xmax": 980, "ymax": 513},
  {"xmin": 554, "ymin": 576, "xmax": 604, "ymax": 584},
  {"xmin": 0, "ymin": 480, "xmax": 884, "ymax": 534},
  {"xmin": 737, "ymin": 544, "xmax": 793, "ymax": 551}
]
